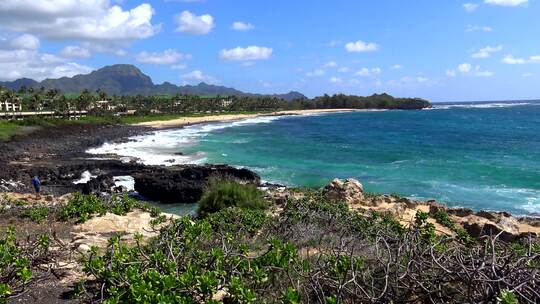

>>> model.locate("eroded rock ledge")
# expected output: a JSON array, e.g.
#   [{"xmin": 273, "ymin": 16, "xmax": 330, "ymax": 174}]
[{"xmin": 267, "ymin": 178, "xmax": 540, "ymax": 242}]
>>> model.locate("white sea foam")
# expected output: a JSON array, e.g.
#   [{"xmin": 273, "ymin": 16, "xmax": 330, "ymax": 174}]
[
  {"xmin": 113, "ymin": 176, "xmax": 135, "ymax": 191},
  {"xmin": 73, "ymin": 170, "xmax": 96, "ymax": 184},
  {"xmin": 432, "ymin": 102, "xmax": 534, "ymax": 110},
  {"xmin": 87, "ymin": 115, "xmax": 285, "ymax": 166}
]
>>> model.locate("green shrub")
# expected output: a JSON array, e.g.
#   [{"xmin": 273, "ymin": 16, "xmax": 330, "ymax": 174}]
[
  {"xmin": 59, "ymin": 193, "xmax": 106, "ymax": 222},
  {"xmin": 0, "ymin": 227, "xmax": 51, "ymax": 303},
  {"xmin": 197, "ymin": 178, "xmax": 266, "ymax": 218},
  {"xmin": 60, "ymin": 193, "xmax": 161, "ymax": 222},
  {"xmin": 20, "ymin": 207, "xmax": 50, "ymax": 224}
]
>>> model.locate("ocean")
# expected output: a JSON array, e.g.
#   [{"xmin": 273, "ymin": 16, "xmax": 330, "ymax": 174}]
[{"xmin": 88, "ymin": 101, "xmax": 540, "ymax": 215}]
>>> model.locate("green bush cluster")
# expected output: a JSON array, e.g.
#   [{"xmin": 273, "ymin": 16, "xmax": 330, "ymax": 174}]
[
  {"xmin": 197, "ymin": 178, "xmax": 267, "ymax": 218},
  {"xmin": 20, "ymin": 207, "xmax": 50, "ymax": 224},
  {"xmin": 77, "ymin": 191, "xmax": 540, "ymax": 303},
  {"xmin": 59, "ymin": 193, "xmax": 161, "ymax": 223},
  {"xmin": 0, "ymin": 227, "xmax": 51, "ymax": 303}
]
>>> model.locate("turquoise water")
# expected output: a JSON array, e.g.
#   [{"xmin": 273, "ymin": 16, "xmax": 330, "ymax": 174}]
[{"xmin": 179, "ymin": 102, "xmax": 540, "ymax": 215}]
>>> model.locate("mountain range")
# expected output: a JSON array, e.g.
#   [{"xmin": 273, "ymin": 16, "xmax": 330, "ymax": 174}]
[{"xmin": 0, "ymin": 64, "xmax": 307, "ymax": 101}]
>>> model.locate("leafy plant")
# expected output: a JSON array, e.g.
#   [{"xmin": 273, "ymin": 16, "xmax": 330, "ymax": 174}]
[
  {"xmin": 197, "ymin": 178, "xmax": 266, "ymax": 218},
  {"xmin": 20, "ymin": 207, "xmax": 49, "ymax": 224}
]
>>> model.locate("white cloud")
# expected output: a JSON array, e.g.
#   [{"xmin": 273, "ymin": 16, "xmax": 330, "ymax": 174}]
[
  {"xmin": 181, "ymin": 70, "xmax": 217, "ymax": 84},
  {"xmin": 231, "ymin": 21, "xmax": 254, "ymax": 31},
  {"xmin": 171, "ymin": 64, "xmax": 187, "ymax": 70},
  {"xmin": 522, "ymin": 73, "xmax": 533, "ymax": 77},
  {"xmin": 338, "ymin": 67, "xmax": 350, "ymax": 73},
  {"xmin": 329, "ymin": 76, "xmax": 342, "ymax": 84},
  {"xmin": 416, "ymin": 76, "xmax": 428, "ymax": 83},
  {"xmin": 327, "ymin": 40, "xmax": 342, "ymax": 47},
  {"xmin": 0, "ymin": 49, "xmax": 92, "ymax": 81},
  {"xmin": 463, "ymin": 3, "xmax": 479, "ymax": 12},
  {"xmin": 458, "ymin": 63, "xmax": 472, "ymax": 73},
  {"xmin": 472, "ymin": 45, "xmax": 502, "ymax": 58},
  {"xmin": 502, "ymin": 54, "xmax": 540, "ymax": 64},
  {"xmin": 219, "ymin": 46, "xmax": 272, "ymax": 61},
  {"xmin": 449, "ymin": 64, "xmax": 492, "ymax": 77},
  {"xmin": 9, "ymin": 34, "xmax": 40, "ymax": 50},
  {"xmin": 0, "ymin": 1, "xmax": 159, "ymax": 43},
  {"xmin": 306, "ymin": 69, "xmax": 325, "ymax": 77},
  {"xmin": 60, "ymin": 45, "xmax": 90, "ymax": 58},
  {"xmin": 484, "ymin": 0, "xmax": 528, "ymax": 6},
  {"xmin": 355, "ymin": 67, "xmax": 381, "ymax": 77},
  {"xmin": 345, "ymin": 40, "xmax": 378, "ymax": 52},
  {"xmin": 475, "ymin": 71, "xmax": 493, "ymax": 77},
  {"xmin": 466, "ymin": 25, "xmax": 493, "ymax": 32},
  {"xmin": 136, "ymin": 49, "xmax": 190, "ymax": 64},
  {"xmin": 175, "ymin": 10, "xmax": 214, "ymax": 35},
  {"xmin": 324, "ymin": 61, "xmax": 338, "ymax": 68},
  {"xmin": 391, "ymin": 64, "xmax": 403, "ymax": 70}
]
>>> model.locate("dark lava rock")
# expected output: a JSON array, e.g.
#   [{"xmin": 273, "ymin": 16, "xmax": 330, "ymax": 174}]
[
  {"xmin": 80, "ymin": 175, "xmax": 115, "ymax": 195},
  {"xmin": 133, "ymin": 165, "xmax": 261, "ymax": 204},
  {"xmin": 447, "ymin": 208, "xmax": 474, "ymax": 218}
]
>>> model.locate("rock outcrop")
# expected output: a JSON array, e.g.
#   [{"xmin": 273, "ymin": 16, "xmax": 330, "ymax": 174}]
[
  {"xmin": 321, "ymin": 178, "xmax": 540, "ymax": 241},
  {"xmin": 134, "ymin": 165, "xmax": 261, "ymax": 204},
  {"xmin": 323, "ymin": 178, "xmax": 364, "ymax": 204}
]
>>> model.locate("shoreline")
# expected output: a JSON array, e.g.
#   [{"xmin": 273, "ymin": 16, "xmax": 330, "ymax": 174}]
[{"xmin": 133, "ymin": 108, "xmax": 362, "ymax": 129}]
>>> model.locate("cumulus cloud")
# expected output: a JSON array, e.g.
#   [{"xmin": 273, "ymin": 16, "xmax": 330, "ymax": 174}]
[
  {"xmin": 391, "ymin": 64, "xmax": 403, "ymax": 70},
  {"xmin": 9, "ymin": 34, "xmax": 40, "ymax": 50},
  {"xmin": 60, "ymin": 45, "xmax": 91, "ymax": 58},
  {"xmin": 231, "ymin": 21, "xmax": 254, "ymax": 31},
  {"xmin": 484, "ymin": 0, "xmax": 527, "ymax": 6},
  {"xmin": 463, "ymin": 3, "xmax": 479, "ymax": 12},
  {"xmin": 181, "ymin": 70, "xmax": 217, "ymax": 84},
  {"xmin": 345, "ymin": 40, "xmax": 378, "ymax": 52},
  {"xmin": 355, "ymin": 67, "xmax": 381, "ymax": 77},
  {"xmin": 502, "ymin": 54, "xmax": 540, "ymax": 64},
  {"xmin": 0, "ymin": 1, "xmax": 159, "ymax": 43},
  {"xmin": 324, "ymin": 61, "xmax": 338, "ymax": 68},
  {"xmin": 472, "ymin": 45, "xmax": 502, "ymax": 58},
  {"xmin": 175, "ymin": 11, "xmax": 214, "ymax": 35},
  {"xmin": 448, "ymin": 63, "xmax": 493, "ymax": 77},
  {"xmin": 466, "ymin": 25, "xmax": 493, "ymax": 32},
  {"xmin": 458, "ymin": 63, "xmax": 472, "ymax": 73},
  {"xmin": 0, "ymin": 49, "xmax": 92, "ymax": 81},
  {"xmin": 305, "ymin": 69, "xmax": 325, "ymax": 77},
  {"xmin": 219, "ymin": 46, "xmax": 272, "ymax": 61},
  {"xmin": 136, "ymin": 49, "xmax": 191, "ymax": 65},
  {"xmin": 338, "ymin": 67, "xmax": 350, "ymax": 73},
  {"xmin": 329, "ymin": 76, "xmax": 342, "ymax": 84}
]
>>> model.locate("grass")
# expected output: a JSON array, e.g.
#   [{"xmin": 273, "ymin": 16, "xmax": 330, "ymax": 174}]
[{"xmin": 0, "ymin": 121, "xmax": 24, "ymax": 141}]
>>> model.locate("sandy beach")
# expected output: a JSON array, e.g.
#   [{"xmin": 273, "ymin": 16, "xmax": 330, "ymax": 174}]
[{"xmin": 133, "ymin": 108, "xmax": 359, "ymax": 129}]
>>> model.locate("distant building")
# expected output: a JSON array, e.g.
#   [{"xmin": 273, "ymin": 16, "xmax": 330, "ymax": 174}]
[{"xmin": 0, "ymin": 99, "xmax": 22, "ymax": 112}]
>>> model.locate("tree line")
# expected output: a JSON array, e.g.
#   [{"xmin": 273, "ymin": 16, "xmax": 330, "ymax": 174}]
[{"xmin": 0, "ymin": 86, "xmax": 431, "ymax": 117}]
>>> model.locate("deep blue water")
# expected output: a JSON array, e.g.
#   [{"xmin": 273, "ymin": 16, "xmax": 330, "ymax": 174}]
[
  {"xmin": 184, "ymin": 102, "xmax": 540, "ymax": 215},
  {"xmin": 91, "ymin": 101, "xmax": 540, "ymax": 215}
]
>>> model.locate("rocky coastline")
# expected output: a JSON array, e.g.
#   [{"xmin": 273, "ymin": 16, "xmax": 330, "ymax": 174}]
[{"xmin": 1, "ymin": 122, "xmax": 539, "ymax": 241}]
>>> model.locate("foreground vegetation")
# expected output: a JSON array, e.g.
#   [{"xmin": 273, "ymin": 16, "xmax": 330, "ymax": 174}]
[{"xmin": 2, "ymin": 181, "xmax": 537, "ymax": 303}]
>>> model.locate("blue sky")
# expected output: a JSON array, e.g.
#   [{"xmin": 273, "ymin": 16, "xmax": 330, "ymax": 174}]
[{"xmin": 0, "ymin": 0, "xmax": 539, "ymax": 102}]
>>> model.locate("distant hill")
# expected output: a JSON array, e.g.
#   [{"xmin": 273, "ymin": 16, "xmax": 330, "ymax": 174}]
[{"xmin": 0, "ymin": 64, "xmax": 307, "ymax": 101}]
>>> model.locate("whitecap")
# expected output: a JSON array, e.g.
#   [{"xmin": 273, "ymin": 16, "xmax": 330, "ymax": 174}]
[
  {"xmin": 88, "ymin": 115, "xmax": 285, "ymax": 166},
  {"xmin": 73, "ymin": 171, "xmax": 96, "ymax": 184}
]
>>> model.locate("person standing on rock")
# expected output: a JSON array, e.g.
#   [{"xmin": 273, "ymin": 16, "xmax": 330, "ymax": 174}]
[{"xmin": 32, "ymin": 176, "xmax": 41, "ymax": 199}]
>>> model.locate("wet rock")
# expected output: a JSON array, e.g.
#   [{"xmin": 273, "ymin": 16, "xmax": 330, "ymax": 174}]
[
  {"xmin": 323, "ymin": 178, "xmax": 364, "ymax": 204},
  {"xmin": 133, "ymin": 165, "xmax": 261, "ymax": 204},
  {"xmin": 80, "ymin": 175, "xmax": 115, "ymax": 195},
  {"xmin": 447, "ymin": 208, "xmax": 474, "ymax": 218}
]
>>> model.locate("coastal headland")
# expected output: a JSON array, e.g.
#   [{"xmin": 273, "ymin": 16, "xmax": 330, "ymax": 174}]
[{"xmin": 1, "ymin": 110, "xmax": 539, "ymax": 303}]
